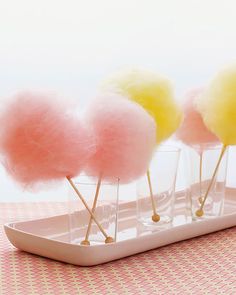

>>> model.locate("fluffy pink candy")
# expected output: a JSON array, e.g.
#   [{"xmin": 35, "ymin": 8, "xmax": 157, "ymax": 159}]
[
  {"xmin": 176, "ymin": 88, "xmax": 219, "ymax": 151},
  {"xmin": 84, "ymin": 94, "xmax": 156, "ymax": 183},
  {"xmin": 0, "ymin": 92, "xmax": 95, "ymax": 188}
]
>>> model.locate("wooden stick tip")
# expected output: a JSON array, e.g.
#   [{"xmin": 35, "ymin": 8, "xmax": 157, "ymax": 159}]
[
  {"xmin": 195, "ymin": 209, "xmax": 204, "ymax": 217},
  {"xmin": 105, "ymin": 237, "xmax": 114, "ymax": 244},
  {"xmin": 80, "ymin": 240, "xmax": 90, "ymax": 246},
  {"xmin": 152, "ymin": 214, "xmax": 160, "ymax": 222}
]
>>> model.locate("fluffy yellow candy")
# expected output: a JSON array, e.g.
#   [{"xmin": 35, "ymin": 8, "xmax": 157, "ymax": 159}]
[
  {"xmin": 102, "ymin": 69, "xmax": 183, "ymax": 144},
  {"xmin": 197, "ymin": 66, "xmax": 236, "ymax": 145}
]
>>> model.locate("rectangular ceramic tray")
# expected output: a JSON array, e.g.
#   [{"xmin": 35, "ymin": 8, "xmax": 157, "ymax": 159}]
[{"xmin": 4, "ymin": 188, "xmax": 236, "ymax": 266}]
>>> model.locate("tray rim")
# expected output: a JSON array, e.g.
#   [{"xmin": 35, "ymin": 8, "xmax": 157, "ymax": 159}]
[
  {"xmin": 4, "ymin": 197, "xmax": 236, "ymax": 248},
  {"xmin": 4, "ymin": 210, "xmax": 236, "ymax": 248},
  {"xmin": 3, "ymin": 194, "xmax": 236, "ymax": 248}
]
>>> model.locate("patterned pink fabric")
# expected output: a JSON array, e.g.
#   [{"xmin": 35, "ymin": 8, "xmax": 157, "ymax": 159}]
[{"xmin": 0, "ymin": 202, "xmax": 235, "ymax": 294}]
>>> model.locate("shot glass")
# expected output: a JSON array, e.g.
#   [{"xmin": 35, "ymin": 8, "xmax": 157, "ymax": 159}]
[
  {"xmin": 68, "ymin": 175, "xmax": 119, "ymax": 245},
  {"xmin": 136, "ymin": 146, "xmax": 180, "ymax": 228},
  {"xmin": 188, "ymin": 145, "xmax": 228, "ymax": 220}
]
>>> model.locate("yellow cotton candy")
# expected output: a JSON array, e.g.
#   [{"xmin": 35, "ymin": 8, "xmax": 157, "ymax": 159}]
[
  {"xmin": 102, "ymin": 69, "xmax": 183, "ymax": 144},
  {"xmin": 197, "ymin": 66, "xmax": 236, "ymax": 146}
]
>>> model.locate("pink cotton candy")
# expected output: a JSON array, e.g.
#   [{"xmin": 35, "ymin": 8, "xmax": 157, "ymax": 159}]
[
  {"xmin": 176, "ymin": 88, "xmax": 219, "ymax": 151},
  {"xmin": 84, "ymin": 94, "xmax": 156, "ymax": 183},
  {"xmin": 0, "ymin": 92, "xmax": 95, "ymax": 188}
]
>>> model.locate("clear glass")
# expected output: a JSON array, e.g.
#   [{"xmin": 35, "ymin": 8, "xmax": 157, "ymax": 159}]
[
  {"xmin": 68, "ymin": 175, "xmax": 119, "ymax": 245},
  {"xmin": 188, "ymin": 145, "xmax": 228, "ymax": 220},
  {"xmin": 136, "ymin": 146, "xmax": 180, "ymax": 228}
]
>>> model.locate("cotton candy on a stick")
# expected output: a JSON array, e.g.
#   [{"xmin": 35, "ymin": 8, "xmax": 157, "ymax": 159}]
[
  {"xmin": 0, "ymin": 92, "xmax": 112, "ymax": 242},
  {"xmin": 102, "ymin": 68, "xmax": 182, "ymax": 222},
  {"xmin": 194, "ymin": 67, "xmax": 236, "ymax": 217},
  {"xmin": 81, "ymin": 94, "xmax": 156, "ymax": 244}
]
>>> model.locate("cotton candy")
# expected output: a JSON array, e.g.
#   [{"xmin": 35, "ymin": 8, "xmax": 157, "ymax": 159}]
[
  {"xmin": 102, "ymin": 68, "xmax": 182, "ymax": 143},
  {"xmin": 176, "ymin": 88, "xmax": 219, "ymax": 151},
  {"xmin": 197, "ymin": 66, "xmax": 236, "ymax": 145},
  {"xmin": 84, "ymin": 94, "xmax": 156, "ymax": 183},
  {"xmin": 0, "ymin": 92, "xmax": 95, "ymax": 188}
]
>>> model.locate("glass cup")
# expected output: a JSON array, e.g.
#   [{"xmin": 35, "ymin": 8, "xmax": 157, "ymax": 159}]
[
  {"xmin": 68, "ymin": 175, "xmax": 119, "ymax": 245},
  {"xmin": 136, "ymin": 146, "xmax": 180, "ymax": 228},
  {"xmin": 188, "ymin": 145, "xmax": 228, "ymax": 220}
]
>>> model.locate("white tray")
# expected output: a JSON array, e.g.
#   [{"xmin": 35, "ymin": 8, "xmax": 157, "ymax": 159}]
[{"xmin": 4, "ymin": 188, "xmax": 236, "ymax": 266}]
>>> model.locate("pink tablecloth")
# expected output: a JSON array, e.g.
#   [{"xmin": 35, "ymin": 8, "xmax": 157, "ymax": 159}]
[{"xmin": 0, "ymin": 202, "xmax": 235, "ymax": 295}]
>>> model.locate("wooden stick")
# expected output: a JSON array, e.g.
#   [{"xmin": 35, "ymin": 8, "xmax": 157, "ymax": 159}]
[
  {"xmin": 81, "ymin": 177, "xmax": 112, "ymax": 245},
  {"xmin": 198, "ymin": 151, "xmax": 203, "ymax": 204},
  {"xmin": 195, "ymin": 145, "xmax": 227, "ymax": 217},
  {"xmin": 146, "ymin": 170, "xmax": 160, "ymax": 222},
  {"xmin": 66, "ymin": 177, "xmax": 113, "ymax": 244}
]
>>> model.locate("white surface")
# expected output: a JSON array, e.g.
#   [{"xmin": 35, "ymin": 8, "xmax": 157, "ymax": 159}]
[
  {"xmin": 1, "ymin": 0, "xmax": 236, "ymax": 100},
  {"xmin": 4, "ymin": 188, "xmax": 236, "ymax": 266}
]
